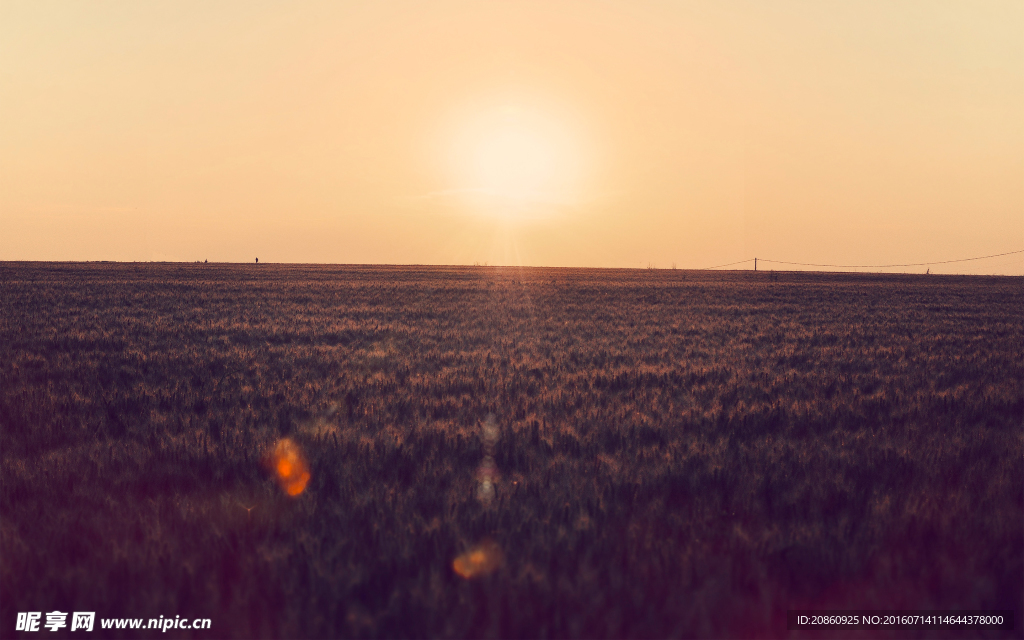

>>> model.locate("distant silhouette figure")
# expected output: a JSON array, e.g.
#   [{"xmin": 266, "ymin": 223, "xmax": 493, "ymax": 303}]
[{"xmin": 256, "ymin": 257, "xmax": 259, "ymax": 264}]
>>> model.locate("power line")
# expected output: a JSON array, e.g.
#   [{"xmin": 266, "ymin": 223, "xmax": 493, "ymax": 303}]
[
  {"xmin": 758, "ymin": 249, "xmax": 1024, "ymax": 269},
  {"xmin": 699, "ymin": 258, "xmax": 754, "ymax": 270},
  {"xmin": 693, "ymin": 249, "xmax": 1023, "ymax": 271}
]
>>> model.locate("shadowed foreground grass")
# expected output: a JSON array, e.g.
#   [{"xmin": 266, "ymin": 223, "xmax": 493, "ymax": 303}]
[{"xmin": 1, "ymin": 263, "xmax": 1021, "ymax": 638}]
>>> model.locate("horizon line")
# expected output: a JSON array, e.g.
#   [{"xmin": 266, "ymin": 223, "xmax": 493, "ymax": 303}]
[{"xmin": 1, "ymin": 259, "xmax": 1021, "ymax": 277}]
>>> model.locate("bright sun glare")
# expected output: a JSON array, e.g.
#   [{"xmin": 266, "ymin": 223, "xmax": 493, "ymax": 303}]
[
  {"xmin": 450, "ymin": 103, "xmax": 583, "ymax": 218},
  {"xmin": 473, "ymin": 123, "xmax": 557, "ymax": 200}
]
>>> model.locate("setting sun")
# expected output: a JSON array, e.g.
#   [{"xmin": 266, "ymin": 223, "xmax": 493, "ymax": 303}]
[
  {"xmin": 474, "ymin": 123, "xmax": 557, "ymax": 201},
  {"xmin": 445, "ymin": 103, "xmax": 586, "ymax": 219}
]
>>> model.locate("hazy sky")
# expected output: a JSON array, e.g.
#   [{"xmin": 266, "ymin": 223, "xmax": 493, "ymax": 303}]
[{"xmin": 2, "ymin": 1, "xmax": 1021, "ymax": 273}]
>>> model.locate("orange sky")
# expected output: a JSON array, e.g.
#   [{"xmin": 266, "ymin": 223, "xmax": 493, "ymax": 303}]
[{"xmin": 2, "ymin": 2, "xmax": 1021, "ymax": 273}]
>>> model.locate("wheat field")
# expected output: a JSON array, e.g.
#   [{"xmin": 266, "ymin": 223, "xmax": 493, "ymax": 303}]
[{"xmin": 1, "ymin": 263, "xmax": 1021, "ymax": 638}]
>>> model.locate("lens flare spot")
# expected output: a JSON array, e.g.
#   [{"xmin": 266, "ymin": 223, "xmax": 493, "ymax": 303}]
[
  {"xmin": 452, "ymin": 540, "xmax": 503, "ymax": 579},
  {"xmin": 265, "ymin": 438, "xmax": 310, "ymax": 497},
  {"xmin": 475, "ymin": 413, "xmax": 501, "ymax": 505},
  {"xmin": 476, "ymin": 479, "xmax": 495, "ymax": 504},
  {"xmin": 277, "ymin": 458, "xmax": 293, "ymax": 477}
]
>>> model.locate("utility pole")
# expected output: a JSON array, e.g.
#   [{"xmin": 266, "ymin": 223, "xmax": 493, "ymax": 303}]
[{"xmin": 754, "ymin": 257, "xmax": 757, "ymax": 271}]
